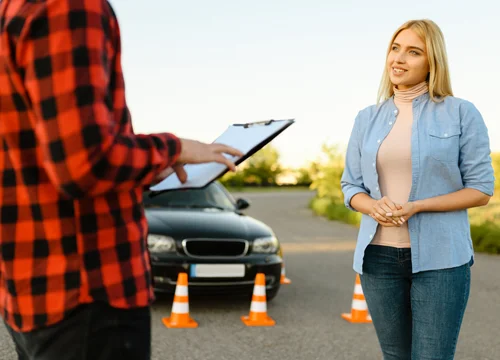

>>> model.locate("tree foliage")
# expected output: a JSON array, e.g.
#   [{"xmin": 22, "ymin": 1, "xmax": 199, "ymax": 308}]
[
  {"xmin": 219, "ymin": 144, "xmax": 283, "ymax": 187},
  {"xmin": 309, "ymin": 144, "xmax": 345, "ymax": 201},
  {"xmin": 243, "ymin": 145, "xmax": 283, "ymax": 186}
]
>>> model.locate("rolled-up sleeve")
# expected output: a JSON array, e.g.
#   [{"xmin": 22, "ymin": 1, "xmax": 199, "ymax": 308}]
[
  {"xmin": 341, "ymin": 111, "xmax": 369, "ymax": 211},
  {"xmin": 458, "ymin": 101, "xmax": 495, "ymax": 196}
]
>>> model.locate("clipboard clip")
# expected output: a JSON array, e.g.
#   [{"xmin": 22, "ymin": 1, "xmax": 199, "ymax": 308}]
[{"xmin": 233, "ymin": 119, "xmax": 275, "ymax": 128}]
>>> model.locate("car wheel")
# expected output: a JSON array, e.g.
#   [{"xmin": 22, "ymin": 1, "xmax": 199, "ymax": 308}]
[{"xmin": 266, "ymin": 287, "xmax": 279, "ymax": 301}]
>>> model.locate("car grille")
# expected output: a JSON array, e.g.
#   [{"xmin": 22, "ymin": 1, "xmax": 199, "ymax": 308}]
[{"xmin": 182, "ymin": 239, "xmax": 249, "ymax": 258}]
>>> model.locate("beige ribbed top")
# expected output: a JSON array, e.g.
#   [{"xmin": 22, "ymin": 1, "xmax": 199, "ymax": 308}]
[{"xmin": 370, "ymin": 81, "xmax": 429, "ymax": 248}]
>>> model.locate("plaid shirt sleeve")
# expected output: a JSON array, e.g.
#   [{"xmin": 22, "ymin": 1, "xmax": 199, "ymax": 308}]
[{"xmin": 15, "ymin": 0, "xmax": 181, "ymax": 198}]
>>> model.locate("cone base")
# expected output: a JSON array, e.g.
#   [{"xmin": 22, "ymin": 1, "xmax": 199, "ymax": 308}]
[
  {"xmin": 341, "ymin": 312, "xmax": 372, "ymax": 323},
  {"xmin": 280, "ymin": 277, "xmax": 291, "ymax": 285},
  {"xmin": 241, "ymin": 314, "xmax": 276, "ymax": 327},
  {"xmin": 162, "ymin": 316, "xmax": 199, "ymax": 329}
]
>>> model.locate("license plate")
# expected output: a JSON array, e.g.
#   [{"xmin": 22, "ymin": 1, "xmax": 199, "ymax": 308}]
[{"xmin": 190, "ymin": 264, "xmax": 245, "ymax": 278}]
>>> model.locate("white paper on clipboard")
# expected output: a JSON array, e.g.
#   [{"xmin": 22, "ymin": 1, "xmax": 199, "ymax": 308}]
[{"xmin": 149, "ymin": 119, "xmax": 295, "ymax": 193}]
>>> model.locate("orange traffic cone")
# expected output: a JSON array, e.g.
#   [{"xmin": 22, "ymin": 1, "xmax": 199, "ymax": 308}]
[
  {"xmin": 241, "ymin": 273, "xmax": 276, "ymax": 326},
  {"xmin": 162, "ymin": 273, "xmax": 198, "ymax": 328},
  {"xmin": 341, "ymin": 274, "xmax": 372, "ymax": 323},
  {"xmin": 280, "ymin": 263, "xmax": 291, "ymax": 284}
]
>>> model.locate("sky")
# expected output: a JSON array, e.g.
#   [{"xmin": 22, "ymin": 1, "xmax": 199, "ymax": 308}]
[{"xmin": 109, "ymin": 0, "xmax": 500, "ymax": 169}]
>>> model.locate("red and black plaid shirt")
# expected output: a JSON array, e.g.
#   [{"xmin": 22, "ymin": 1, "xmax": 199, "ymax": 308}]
[{"xmin": 0, "ymin": 0, "xmax": 181, "ymax": 332}]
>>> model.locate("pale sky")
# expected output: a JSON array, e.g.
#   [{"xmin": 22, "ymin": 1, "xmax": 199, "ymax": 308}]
[{"xmin": 109, "ymin": 0, "xmax": 499, "ymax": 169}]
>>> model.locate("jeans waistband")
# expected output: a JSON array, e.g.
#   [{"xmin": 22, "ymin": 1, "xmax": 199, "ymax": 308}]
[{"xmin": 366, "ymin": 244, "xmax": 411, "ymax": 262}]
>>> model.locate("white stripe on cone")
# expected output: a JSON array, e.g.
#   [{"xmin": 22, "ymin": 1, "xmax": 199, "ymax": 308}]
[
  {"xmin": 354, "ymin": 284, "xmax": 363, "ymax": 295},
  {"xmin": 250, "ymin": 301, "xmax": 267, "ymax": 313},
  {"xmin": 351, "ymin": 299, "xmax": 368, "ymax": 311},
  {"xmin": 172, "ymin": 302, "xmax": 189, "ymax": 314},
  {"xmin": 175, "ymin": 285, "xmax": 188, "ymax": 296},
  {"xmin": 253, "ymin": 285, "xmax": 266, "ymax": 296}
]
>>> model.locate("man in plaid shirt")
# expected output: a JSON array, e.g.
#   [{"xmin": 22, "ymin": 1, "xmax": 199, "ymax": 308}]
[{"xmin": 0, "ymin": 0, "xmax": 242, "ymax": 358}]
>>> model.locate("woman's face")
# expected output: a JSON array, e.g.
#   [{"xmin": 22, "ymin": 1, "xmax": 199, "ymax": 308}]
[{"xmin": 386, "ymin": 29, "xmax": 430, "ymax": 90}]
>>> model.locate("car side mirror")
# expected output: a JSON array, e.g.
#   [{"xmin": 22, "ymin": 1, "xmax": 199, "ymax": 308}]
[{"xmin": 236, "ymin": 198, "xmax": 250, "ymax": 210}]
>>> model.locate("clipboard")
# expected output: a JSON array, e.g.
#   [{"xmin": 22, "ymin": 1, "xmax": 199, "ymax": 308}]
[{"xmin": 149, "ymin": 118, "xmax": 295, "ymax": 194}]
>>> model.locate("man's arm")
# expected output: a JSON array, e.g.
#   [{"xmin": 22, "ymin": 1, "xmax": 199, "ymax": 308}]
[{"xmin": 17, "ymin": 0, "xmax": 181, "ymax": 198}]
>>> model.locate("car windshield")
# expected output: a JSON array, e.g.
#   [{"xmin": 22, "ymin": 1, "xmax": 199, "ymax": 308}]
[{"xmin": 142, "ymin": 182, "xmax": 236, "ymax": 211}]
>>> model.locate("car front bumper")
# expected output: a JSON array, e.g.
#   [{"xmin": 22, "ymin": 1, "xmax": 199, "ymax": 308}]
[{"xmin": 150, "ymin": 253, "xmax": 282, "ymax": 296}]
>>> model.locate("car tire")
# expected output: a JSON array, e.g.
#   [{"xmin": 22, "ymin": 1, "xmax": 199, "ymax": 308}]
[{"xmin": 266, "ymin": 287, "xmax": 280, "ymax": 301}]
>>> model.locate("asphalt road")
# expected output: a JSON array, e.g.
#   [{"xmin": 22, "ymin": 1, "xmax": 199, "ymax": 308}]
[{"xmin": 1, "ymin": 190, "xmax": 499, "ymax": 359}]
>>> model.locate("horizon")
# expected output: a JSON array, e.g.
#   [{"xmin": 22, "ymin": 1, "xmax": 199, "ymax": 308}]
[{"xmin": 110, "ymin": 0, "xmax": 500, "ymax": 169}]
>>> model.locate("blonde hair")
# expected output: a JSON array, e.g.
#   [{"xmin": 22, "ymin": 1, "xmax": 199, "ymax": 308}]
[{"xmin": 377, "ymin": 19, "xmax": 453, "ymax": 104}]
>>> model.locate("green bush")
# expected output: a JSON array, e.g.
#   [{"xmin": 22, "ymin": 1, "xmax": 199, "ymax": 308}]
[{"xmin": 471, "ymin": 222, "xmax": 500, "ymax": 254}]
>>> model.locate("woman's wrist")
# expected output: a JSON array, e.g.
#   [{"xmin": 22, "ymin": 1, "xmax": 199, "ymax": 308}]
[{"xmin": 412, "ymin": 200, "xmax": 425, "ymax": 213}]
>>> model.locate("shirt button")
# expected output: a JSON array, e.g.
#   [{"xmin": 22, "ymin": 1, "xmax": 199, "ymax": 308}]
[
  {"xmin": 369, "ymin": 234, "xmax": 373, "ymax": 239},
  {"xmin": 444, "ymin": 133, "xmax": 448, "ymax": 137},
  {"xmin": 372, "ymin": 163, "xmax": 376, "ymax": 167},
  {"xmin": 377, "ymin": 139, "xmax": 381, "ymax": 143},
  {"xmin": 389, "ymin": 122, "xmax": 393, "ymax": 125},
  {"xmin": 393, "ymin": 109, "xmax": 398, "ymax": 115},
  {"xmin": 376, "ymin": 187, "xmax": 379, "ymax": 191}
]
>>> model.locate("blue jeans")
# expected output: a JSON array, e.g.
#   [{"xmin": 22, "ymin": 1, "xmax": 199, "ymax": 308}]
[{"xmin": 360, "ymin": 245, "xmax": 471, "ymax": 360}]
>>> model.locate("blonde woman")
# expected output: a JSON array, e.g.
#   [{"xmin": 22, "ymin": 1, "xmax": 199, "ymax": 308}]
[{"xmin": 341, "ymin": 19, "xmax": 495, "ymax": 359}]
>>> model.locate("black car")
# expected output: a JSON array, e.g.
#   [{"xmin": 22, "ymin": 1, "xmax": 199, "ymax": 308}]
[{"xmin": 143, "ymin": 181, "xmax": 283, "ymax": 300}]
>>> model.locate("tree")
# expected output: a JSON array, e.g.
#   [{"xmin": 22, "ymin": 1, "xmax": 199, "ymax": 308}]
[
  {"xmin": 219, "ymin": 170, "xmax": 246, "ymax": 188},
  {"xmin": 309, "ymin": 143, "xmax": 345, "ymax": 201},
  {"xmin": 242, "ymin": 144, "xmax": 283, "ymax": 186},
  {"xmin": 295, "ymin": 163, "xmax": 317, "ymax": 186}
]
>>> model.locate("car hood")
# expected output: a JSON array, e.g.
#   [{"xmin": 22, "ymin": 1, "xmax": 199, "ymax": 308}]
[{"xmin": 145, "ymin": 208, "xmax": 273, "ymax": 240}]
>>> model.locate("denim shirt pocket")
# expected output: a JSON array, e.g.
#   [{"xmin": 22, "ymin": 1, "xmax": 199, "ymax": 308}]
[{"xmin": 428, "ymin": 124, "xmax": 461, "ymax": 163}]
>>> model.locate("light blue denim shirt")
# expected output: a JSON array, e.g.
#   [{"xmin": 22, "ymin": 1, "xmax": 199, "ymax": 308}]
[{"xmin": 341, "ymin": 92, "xmax": 495, "ymax": 274}]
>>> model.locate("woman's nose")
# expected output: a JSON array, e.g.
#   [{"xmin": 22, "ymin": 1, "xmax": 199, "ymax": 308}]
[{"xmin": 394, "ymin": 53, "xmax": 405, "ymax": 63}]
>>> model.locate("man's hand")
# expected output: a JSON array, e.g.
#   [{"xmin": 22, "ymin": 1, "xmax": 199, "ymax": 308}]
[
  {"xmin": 176, "ymin": 139, "xmax": 243, "ymax": 170},
  {"xmin": 154, "ymin": 139, "xmax": 244, "ymax": 184},
  {"xmin": 385, "ymin": 202, "xmax": 419, "ymax": 224},
  {"xmin": 370, "ymin": 196, "xmax": 404, "ymax": 226}
]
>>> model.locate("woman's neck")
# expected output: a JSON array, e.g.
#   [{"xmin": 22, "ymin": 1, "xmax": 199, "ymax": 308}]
[{"xmin": 393, "ymin": 81, "xmax": 429, "ymax": 103}]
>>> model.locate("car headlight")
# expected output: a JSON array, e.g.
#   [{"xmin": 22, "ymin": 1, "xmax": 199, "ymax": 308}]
[
  {"xmin": 147, "ymin": 234, "xmax": 176, "ymax": 253},
  {"xmin": 252, "ymin": 236, "xmax": 279, "ymax": 254}
]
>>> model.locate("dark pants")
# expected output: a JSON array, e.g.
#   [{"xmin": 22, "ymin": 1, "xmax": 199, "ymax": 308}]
[
  {"xmin": 4, "ymin": 302, "xmax": 151, "ymax": 360},
  {"xmin": 360, "ymin": 245, "xmax": 471, "ymax": 360}
]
